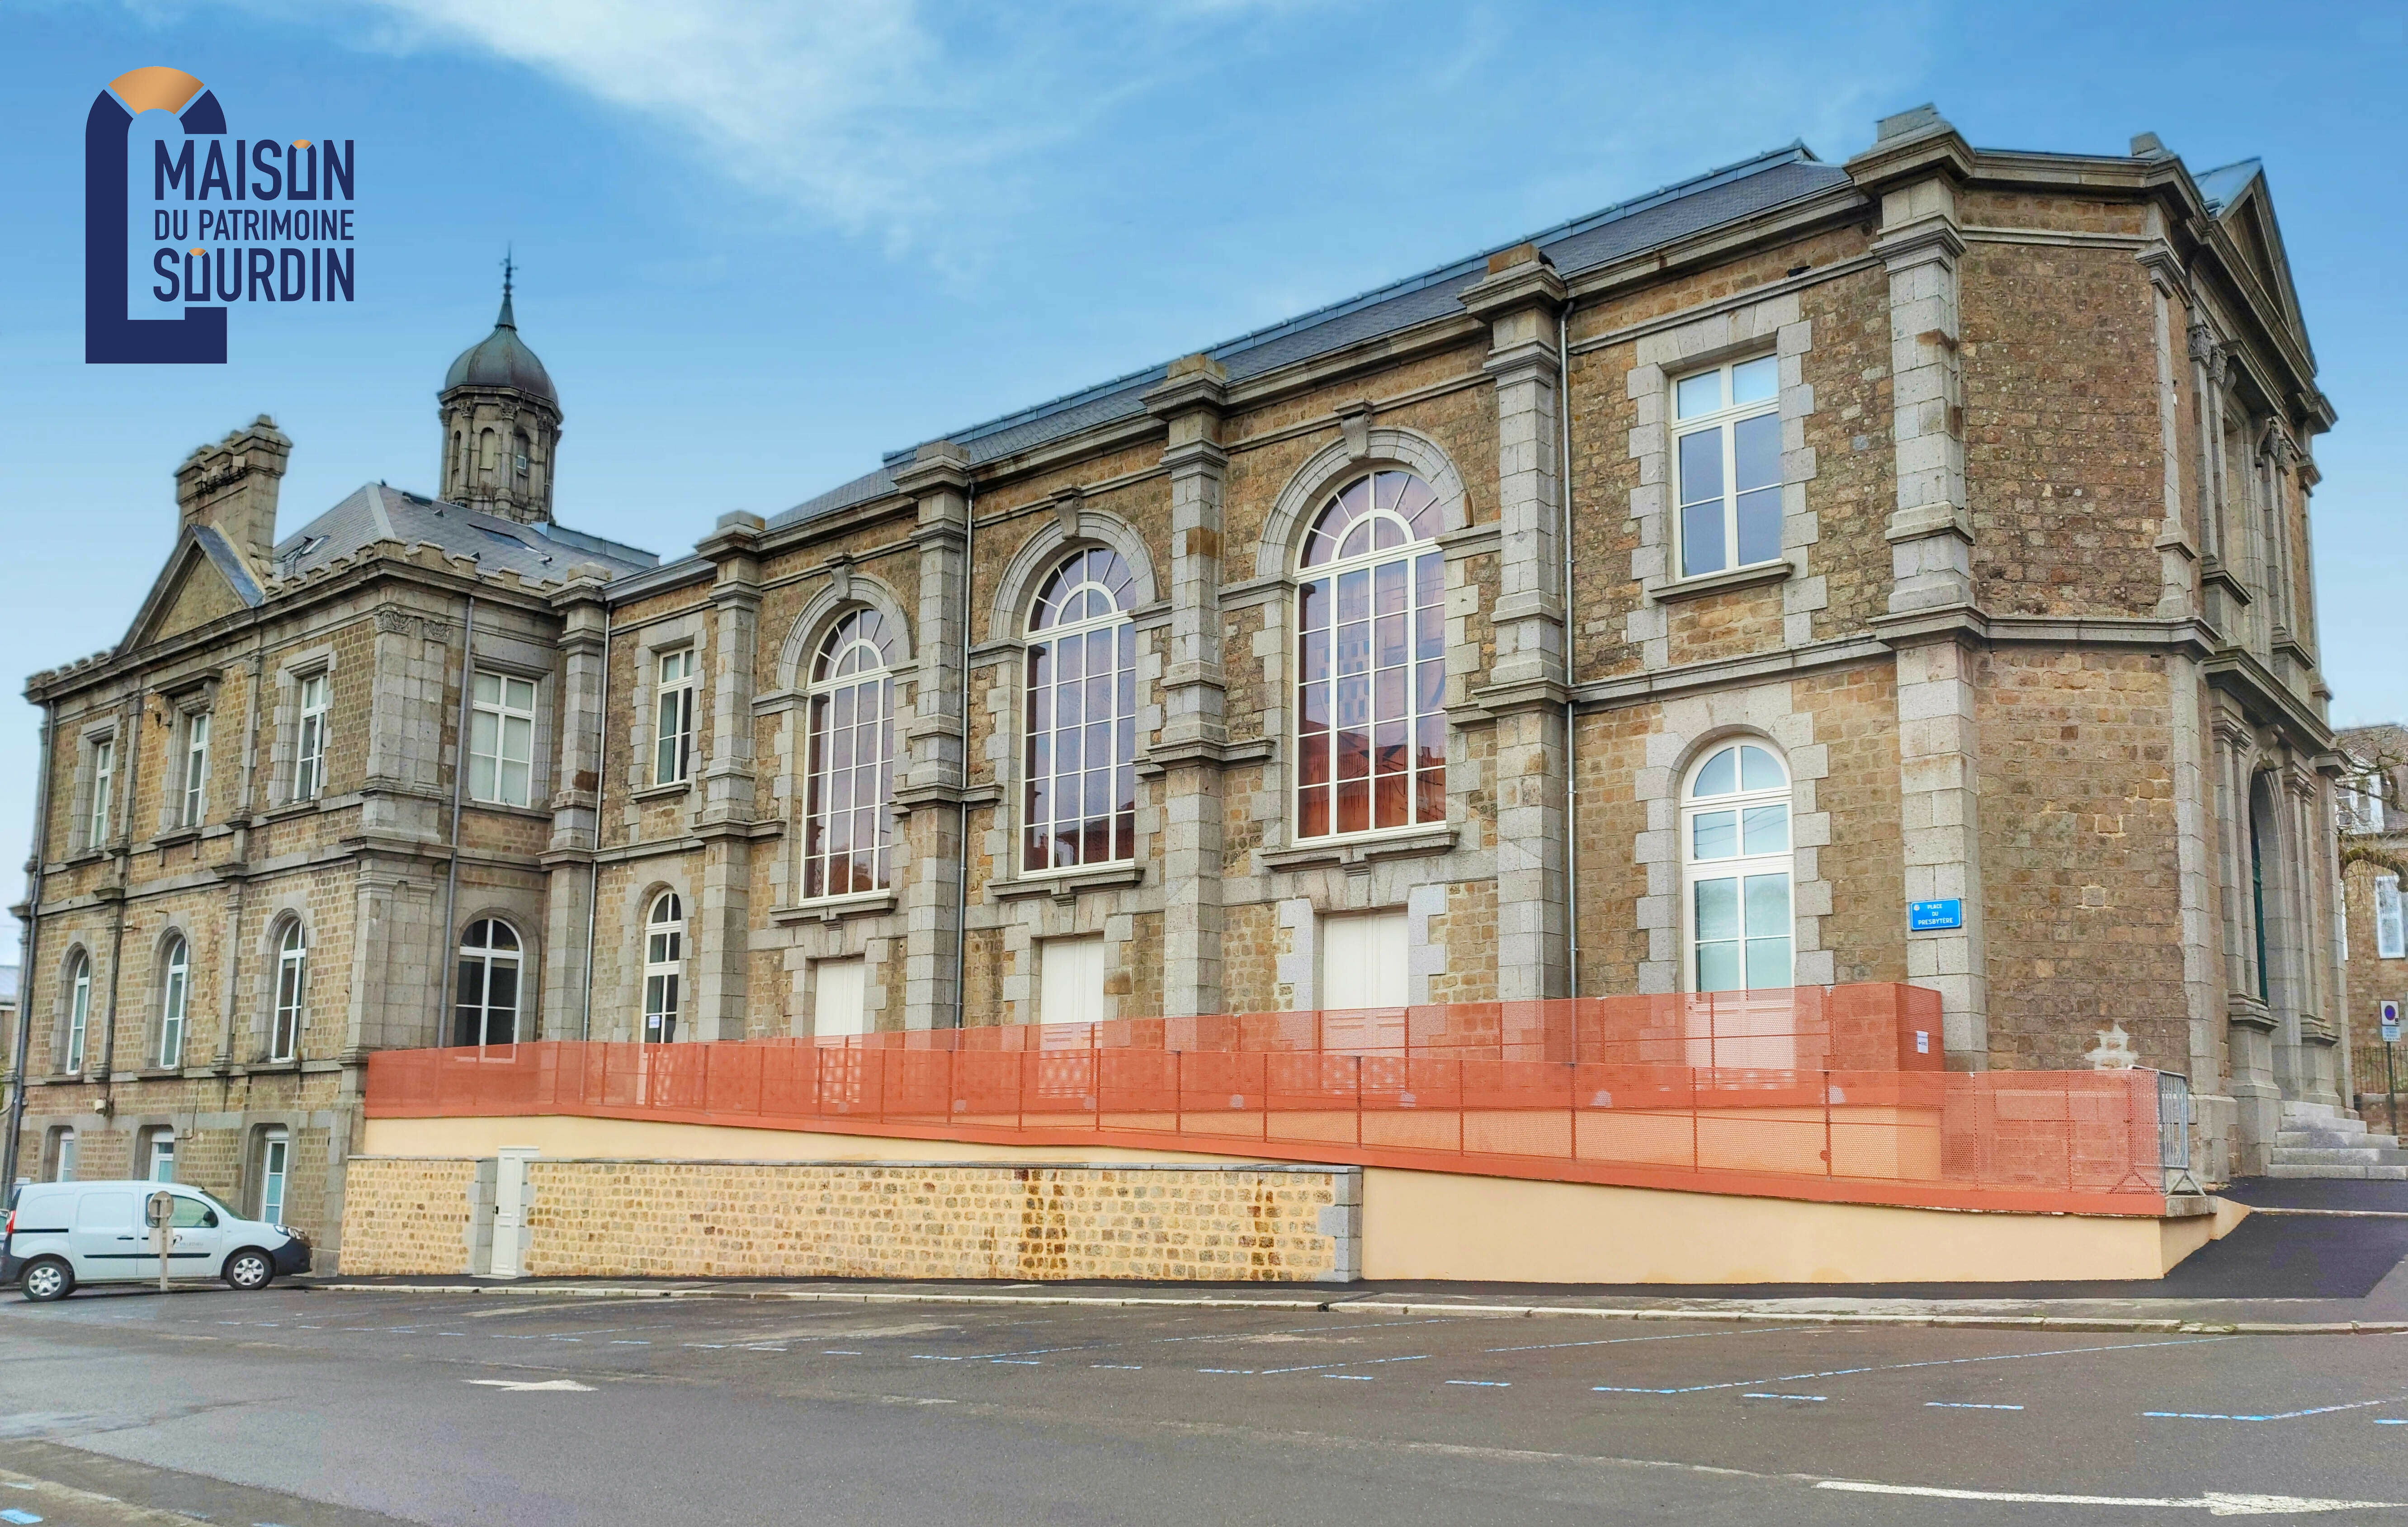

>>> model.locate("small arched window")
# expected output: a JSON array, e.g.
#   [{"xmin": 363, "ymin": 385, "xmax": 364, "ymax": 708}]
[
  {"xmin": 803, "ymin": 609, "xmax": 898, "ymax": 900},
  {"xmin": 62, "ymin": 950, "xmax": 92, "ymax": 1074},
  {"xmin": 270, "ymin": 921, "xmax": 307, "ymax": 1062},
  {"xmin": 1023, "ymin": 548, "xmax": 1136, "ymax": 871},
  {"xmin": 477, "ymin": 428, "xmax": 498, "ymax": 474},
  {"xmin": 1682, "ymin": 742, "xmax": 1792, "ymax": 992},
  {"xmin": 643, "ymin": 892, "xmax": 683, "ymax": 1044},
  {"xmin": 455, "ymin": 919, "xmax": 522, "ymax": 1048},
  {"xmin": 158, "ymin": 934, "xmax": 190, "ymax": 1069},
  {"xmin": 1296, "ymin": 471, "xmax": 1446, "ymax": 839}
]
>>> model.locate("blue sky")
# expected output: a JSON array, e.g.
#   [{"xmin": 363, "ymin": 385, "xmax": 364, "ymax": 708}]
[{"xmin": 0, "ymin": 1, "xmax": 2402, "ymax": 944}]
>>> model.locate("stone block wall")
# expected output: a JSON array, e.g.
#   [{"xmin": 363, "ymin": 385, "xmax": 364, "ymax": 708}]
[{"xmin": 339, "ymin": 1157, "xmax": 1358, "ymax": 1282}]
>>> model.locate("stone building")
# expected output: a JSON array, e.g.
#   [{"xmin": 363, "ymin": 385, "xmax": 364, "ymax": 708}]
[
  {"xmin": 2336, "ymin": 723, "xmax": 2408, "ymax": 1128},
  {"xmin": 5, "ymin": 105, "xmax": 2349, "ymax": 1255}
]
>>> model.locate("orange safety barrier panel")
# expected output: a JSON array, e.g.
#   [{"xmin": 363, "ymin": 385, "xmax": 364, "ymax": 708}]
[{"xmin": 366, "ymin": 986, "xmax": 2177, "ymax": 1216}]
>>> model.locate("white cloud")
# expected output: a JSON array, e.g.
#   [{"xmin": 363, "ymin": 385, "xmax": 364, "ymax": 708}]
[{"xmin": 323, "ymin": 0, "xmax": 1308, "ymax": 259}]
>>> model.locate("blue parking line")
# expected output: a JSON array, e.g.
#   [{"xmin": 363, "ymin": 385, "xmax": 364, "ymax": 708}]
[
  {"xmin": 1927, "ymin": 1402, "xmax": 2024, "ymax": 1411},
  {"xmin": 1446, "ymin": 1380, "xmax": 1511, "ymax": 1388},
  {"xmin": 2145, "ymin": 1393, "xmax": 2408, "ymax": 1423},
  {"xmin": 1742, "ymin": 1393, "xmax": 1826, "ymax": 1402}
]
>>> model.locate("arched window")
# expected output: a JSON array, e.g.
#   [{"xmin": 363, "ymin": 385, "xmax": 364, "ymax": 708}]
[
  {"xmin": 1682, "ymin": 742, "xmax": 1792, "ymax": 992},
  {"xmin": 270, "ymin": 921, "xmax": 307, "ymax": 1062},
  {"xmin": 803, "ymin": 609, "xmax": 898, "ymax": 899},
  {"xmin": 1023, "ymin": 548, "xmax": 1136, "ymax": 870},
  {"xmin": 1296, "ymin": 471, "xmax": 1446, "ymax": 839},
  {"xmin": 158, "ymin": 934, "xmax": 190, "ymax": 1069},
  {"xmin": 455, "ymin": 919, "xmax": 522, "ymax": 1048},
  {"xmin": 642, "ymin": 892, "xmax": 683, "ymax": 1044},
  {"xmin": 478, "ymin": 428, "xmax": 498, "ymax": 473},
  {"xmin": 62, "ymin": 950, "xmax": 92, "ymax": 1074}
]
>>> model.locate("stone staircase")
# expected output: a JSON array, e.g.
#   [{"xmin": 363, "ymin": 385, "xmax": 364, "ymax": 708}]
[{"xmin": 2265, "ymin": 1101, "xmax": 2408, "ymax": 1179}]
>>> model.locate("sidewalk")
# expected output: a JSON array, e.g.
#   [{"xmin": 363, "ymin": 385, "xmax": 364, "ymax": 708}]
[{"xmin": 305, "ymin": 1179, "xmax": 2408, "ymax": 1336}]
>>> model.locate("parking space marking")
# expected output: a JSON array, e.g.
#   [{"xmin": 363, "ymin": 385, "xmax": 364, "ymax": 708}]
[
  {"xmin": 1742, "ymin": 1393, "xmax": 1826, "ymax": 1402},
  {"xmin": 1927, "ymin": 1402, "xmax": 2024, "ymax": 1410},
  {"xmin": 2144, "ymin": 1393, "xmax": 2408, "ymax": 1423},
  {"xmin": 1594, "ymin": 1335, "xmax": 2235, "ymax": 1398},
  {"xmin": 1446, "ymin": 1380, "xmax": 1510, "ymax": 1388},
  {"xmin": 1486, "ymin": 1325, "xmax": 1811, "ymax": 1356}
]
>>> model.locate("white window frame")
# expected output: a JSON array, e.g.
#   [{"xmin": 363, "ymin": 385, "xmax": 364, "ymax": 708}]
[
  {"xmin": 1021, "ymin": 551, "xmax": 1138, "ymax": 873},
  {"xmin": 642, "ymin": 892, "xmax": 684, "ymax": 1043},
  {"xmin": 800, "ymin": 612, "xmax": 897, "ymax": 901},
  {"xmin": 1670, "ymin": 354, "xmax": 1783, "ymax": 581},
  {"xmin": 2378, "ymin": 874, "xmax": 2406, "ymax": 961},
  {"xmin": 63, "ymin": 950, "xmax": 92, "ymax": 1074},
  {"xmin": 158, "ymin": 933, "xmax": 189, "ymax": 1069},
  {"xmin": 1292, "ymin": 472, "xmax": 1449, "ymax": 845},
  {"xmin": 1038, "ymin": 935, "xmax": 1107, "ymax": 1027},
  {"xmin": 469, "ymin": 669, "xmax": 539, "ymax": 808},
  {"xmin": 258, "ymin": 1129, "xmax": 290, "ymax": 1226},
  {"xmin": 270, "ymin": 920, "xmax": 307, "ymax": 1062},
  {"xmin": 146, "ymin": 1130, "xmax": 176, "ymax": 1183},
  {"xmin": 811, "ymin": 956, "xmax": 868, "ymax": 1038},
  {"xmin": 178, "ymin": 709, "xmax": 210, "ymax": 828},
  {"xmin": 653, "ymin": 648, "xmax": 698, "ymax": 786},
  {"xmin": 454, "ymin": 917, "xmax": 523, "ymax": 1049},
  {"xmin": 47, "ymin": 1126, "xmax": 77, "ymax": 1183},
  {"xmin": 86, "ymin": 735, "xmax": 115, "ymax": 849},
  {"xmin": 292, "ymin": 671, "xmax": 330, "ymax": 802},
  {"xmin": 1680, "ymin": 741, "xmax": 1795, "ymax": 993}
]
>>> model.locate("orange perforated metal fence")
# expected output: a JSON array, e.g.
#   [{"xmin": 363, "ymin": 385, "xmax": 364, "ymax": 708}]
[{"xmin": 366, "ymin": 985, "xmax": 2176, "ymax": 1216}]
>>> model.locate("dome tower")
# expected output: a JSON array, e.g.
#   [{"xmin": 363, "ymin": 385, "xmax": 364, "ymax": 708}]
[{"xmin": 438, "ymin": 263, "xmax": 561, "ymax": 523}]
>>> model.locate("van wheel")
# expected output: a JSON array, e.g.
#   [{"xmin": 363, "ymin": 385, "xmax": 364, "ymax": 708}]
[
  {"xmin": 223, "ymin": 1249, "xmax": 274, "ymax": 1291},
  {"xmin": 20, "ymin": 1258, "xmax": 73, "ymax": 1303}
]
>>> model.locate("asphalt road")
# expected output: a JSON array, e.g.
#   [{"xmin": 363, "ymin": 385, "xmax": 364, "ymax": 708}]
[{"xmin": 0, "ymin": 1286, "xmax": 2405, "ymax": 1526}]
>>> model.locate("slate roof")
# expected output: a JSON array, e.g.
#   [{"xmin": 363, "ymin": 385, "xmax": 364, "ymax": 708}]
[
  {"xmin": 443, "ymin": 289, "xmax": 559, "ymax": 404},
  {"xmin": 271, "ymin": 482, "xmax": 657, "ymax": 585},
  {"xmin": 768, "ymin": 144, "xmax": 1851, "ymax": 532}
]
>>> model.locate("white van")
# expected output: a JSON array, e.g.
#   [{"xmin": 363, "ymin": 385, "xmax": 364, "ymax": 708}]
[{"xmin": 3, "ymin": 1180, "xmax": 311, "ymax": 1301}]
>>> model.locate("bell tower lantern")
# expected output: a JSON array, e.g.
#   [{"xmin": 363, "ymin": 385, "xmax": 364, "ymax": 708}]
[{"xmin": 438, "ymin": 262, "xmax": 562, "ymax": 524}]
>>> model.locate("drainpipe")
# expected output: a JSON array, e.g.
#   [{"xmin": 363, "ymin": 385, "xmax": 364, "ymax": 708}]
[
  {"xmin": 952, "ymin": 477, "xmax": 977, "ymax": 1031},
  {"xmin": 2, "ymin": 700, "xmax": 58, "ymax": 1191},
  {"xmin": 1558, "ymin": 301, "xmax": 1581, "ymax": 999},
  {"xmin": 581, "ymin": 602, "xmax": 612, "ymax": 1041},
  {"xmin": 437, "ymin": 595, "xmax": 477, "ymax": 1045}
]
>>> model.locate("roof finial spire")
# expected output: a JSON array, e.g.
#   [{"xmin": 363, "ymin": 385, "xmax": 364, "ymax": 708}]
[{"xmin": 497, "ymin": 245, "xmax": 516, "ymax": 329}]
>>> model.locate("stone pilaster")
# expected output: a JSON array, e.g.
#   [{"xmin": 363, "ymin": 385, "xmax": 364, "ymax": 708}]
[
  {"xmin": 2211, "ymin": 710, "xmax": 2278, "ymax": 1172},
  {"xmin": 1143, "ymin": 356, "xmax": 1231, "ymax": 1017},
  {"xmin": 1460, "ymin": 246, "xmax": 1572, "ymax": 1002},
  {"xmin": 539, "ymin": 571, "xmax": 612, "ymax": 1037},
  {"xmin": 892, "ymin": 443, "xmax": 973, "ymax": 1030},
  {"xmin": 693, "ymin": 512, "xmax": 764, "ymax": 1040}
]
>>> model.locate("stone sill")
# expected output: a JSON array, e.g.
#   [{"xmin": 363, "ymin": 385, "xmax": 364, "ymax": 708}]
[
  {"xmin": 1646, "ymin": 560, "xmax": 1792, "ymax": 605},
  {"xmin": 990, "ymin": 862, "xmax": 1146, "ymax": 902},
  {"xmin": 770, "ymin": 890, "xmax": 898, "ymax": 925},
  {"xmin": 463, "ymin": 800, "xmax": 557, "ymax": 822},
  {"xmin": 628, "ymin": 780, "xmax": 692, "ymax": 804},
  {"xmin": 1258, "ymin": 825, "xmax": 1458, "ymax": 872}
]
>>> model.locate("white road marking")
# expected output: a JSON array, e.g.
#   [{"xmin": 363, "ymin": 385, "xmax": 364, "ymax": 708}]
[
  {"xmin": 2146, "ymin": 1393, "xmax": 2408, "ymax": 1423},
  {"xmin": 1927, "ymin": 1402, "xmax": 2025, "ymax": 1410},
  {"xmin": 464, "ymin": 1379, "xmax": 595, "ymax": 1392},
  {"xmin": 1596, "ymin": 1335, "xmax": 2236, "ymax": 1396},
  {"xmin": 1817, "ymin": 1481, "xmax": 2402, "ymax": 1515},
  {"xmin": 1446, "ymin": 1380, "xmax": 1510, "ymax": 1388},
  {"xmin": 1743, "ymin": 1393, "xmax": 1826, "ymax": 1402}
]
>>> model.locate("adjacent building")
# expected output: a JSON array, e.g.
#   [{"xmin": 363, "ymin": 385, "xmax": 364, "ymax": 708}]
[{"xmin": 5, "ymin": 105, "xmax": 2346, "ymax": 1258}]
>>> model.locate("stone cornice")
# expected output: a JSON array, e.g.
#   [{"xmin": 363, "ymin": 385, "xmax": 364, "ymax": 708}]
[
  {"xmin": 888, "ymin": 441, "xmax": 974, "ymax": 498},
  {"xmin": 1457, "ymin": 251, "xmax": 1568, "ymax": 325}
]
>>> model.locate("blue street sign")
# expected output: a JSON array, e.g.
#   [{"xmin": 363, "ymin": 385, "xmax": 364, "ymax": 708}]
[
  {"xmin": 1908, "ymin": 899, "xmax": 1964, "ymax": 931},
  {"xmin": 2382, "ymin": 1000, "xmax": 2400, "ymax": 1045}
]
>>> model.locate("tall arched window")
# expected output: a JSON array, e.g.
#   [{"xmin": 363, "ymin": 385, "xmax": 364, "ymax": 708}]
[
  {"xmin": 642, "ymin": 892, "xmax": 683, "ymax": 1044},
  {"xmin": 477, "ymin": 428, "xmax": 498, "ymax": 473},
  {"xmin": 1023, "ymin": 548, "xmax": 1136, "ymax": 871},
  {"xmin": 803, "ymin": 609, "xmax": 898, "ymax": 899},
  {"xmin": 158, "ymin": 934, "xmax": 190, "ymax": 1069},
  {"xmin": 1296, "ymin": 471, "xmax": 1446, "ymax": 839},
  {"xmin": 62, "ymin": 950, "xmax": 92, "ymax": 1074},
  {"xmin": 1682, "ymin": 742, "xmax": 1793, "ymax": 992},
  {"xmin": 270, "ymin": 921, "xmax": 307, "ymax": 1062},
  {"xmin": 455, "ymin": 919, "xmax": 522, "ymax": 1048}
]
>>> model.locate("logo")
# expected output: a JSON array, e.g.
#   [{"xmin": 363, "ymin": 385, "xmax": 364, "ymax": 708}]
[{"xmin": 85, "ymin": 67, "xmax": 357, "ymax": 364}]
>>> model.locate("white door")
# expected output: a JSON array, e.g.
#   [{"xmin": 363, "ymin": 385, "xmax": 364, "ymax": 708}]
[
  {"xmin": 812, "ymin": 958, "xmax": 867, "ymax": 1037},
  {"xmin": 67, "ymin": 1190, "xmax": 145, "ymax": 1281},
  {"xmin": 1320, "ymin": 912, "xmax": 1408, "ymax": 1010},
  {"xmin": 491, "ymin": 1149, "xmax": 537, "ymax": 1279},
  {"xmin": 1039, "ymin": 936, "xmax": 1107, "ymax": 1026},
  {"xmin": 166, "ymin": 1193, "xmax": 224, "ymax": 1278}
]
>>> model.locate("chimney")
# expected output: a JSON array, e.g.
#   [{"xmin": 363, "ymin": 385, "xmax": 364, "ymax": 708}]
[{"xmin": 174, "ymin": 414, "xmax": 291, "ymax": 581}]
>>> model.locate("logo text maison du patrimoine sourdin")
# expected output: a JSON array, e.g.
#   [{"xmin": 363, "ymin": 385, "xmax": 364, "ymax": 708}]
[{"xmin": 86, "ymin": 66, "xmax": 357, "ymax": 364}]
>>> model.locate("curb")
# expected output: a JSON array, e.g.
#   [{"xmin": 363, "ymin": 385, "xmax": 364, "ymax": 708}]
[{"xmin": 297, "ymin": 1281, "xmax": 2408, "ymax": 1335}]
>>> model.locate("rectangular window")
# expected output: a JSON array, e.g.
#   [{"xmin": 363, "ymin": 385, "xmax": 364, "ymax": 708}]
[
  {"xmin": 1319, "ymin": 912, "xmax": 1408, "ymax": 1010},
  {"xmin": 86, "ymin": 736, "xmax": 115, "ymax": 848},
  {"xmin": 260, "ymin": 1131, "xmax": 289, "ymax": 1225},
  {"xmin": 179, "ymin": 711, "xmax": 210, "ymax": 827},
  {"xmin": 470, "ymin": 670, "xmax": 538, "ymax": 807},
  {"xmin": 47, "ymin": 1128, "xmax": 76, "ymax": 1183},
  {"xmin": 1294, "ymin": 550, "xmax": 1447, "ymax": 840},
  {"xmin": 812, "ymin": 957, "xmax": 867, "ymax": 1038},
  {"xmin": 1672, "ymin": 355, "xmax": 1781, "ymax": 579},
  {"xmin": 1038, "ymin": 936, "xmax": 1106, "ymax": 1027},
  {"xmin": 654, "ymin": 648, "xmax": 697, "ymax": 785},
  {"xmin": 293, "ymin": 672, "xmax": 330, "ymax": 801},
  {"xmin": 272, "ymin": 935, "xmax": 307, "ymax": 1062},
  {"xmin": 2379, "ymin": 875, "xmax": 2405, "ymax": 960},
  {"xmin": 147, "ymin": 1131, "xmax": 176, "ymax": 1183}
]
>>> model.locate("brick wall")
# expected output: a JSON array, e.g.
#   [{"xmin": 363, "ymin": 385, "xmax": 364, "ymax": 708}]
[
  {"xmin": 340, "ymin": 1157, "xmax": 1355, "ymax": 1281},
  {"xmin": 338, "ymin": 1157, "xmax": 479, "ymax": 1274}
]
